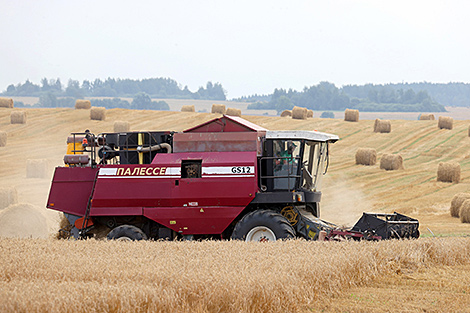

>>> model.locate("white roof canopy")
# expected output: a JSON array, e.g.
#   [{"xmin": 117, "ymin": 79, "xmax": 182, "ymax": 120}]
[{"xmin": 266, "ymin": 130, "xmax": 339, "ymax": 142}]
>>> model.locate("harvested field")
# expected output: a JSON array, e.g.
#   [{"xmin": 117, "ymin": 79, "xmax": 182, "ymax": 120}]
[
  {"xmin": 26, "ymin": 159, "xmax": 48, "ymax": 178},
  {"xmin": 0, "ymin": 187, "xmax": 17, "ymax": 210},
  {"xmin": 1, "ymin": 237, "xmax": 470, "ymax": 313},
  {"xmin": 113, "ymin": 120, "xmax": 130, "ymax": 132},
  {"xmin": 0, "ymin": 131, "xmax": 6, "ymax": 147}
]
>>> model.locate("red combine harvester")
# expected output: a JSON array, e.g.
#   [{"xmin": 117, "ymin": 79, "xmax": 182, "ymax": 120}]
[{"xmin": 47, "ymin": 115, "xmax": 419, "ymax": 241}]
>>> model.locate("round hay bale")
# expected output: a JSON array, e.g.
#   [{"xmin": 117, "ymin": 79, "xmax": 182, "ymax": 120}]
[
  {"xmin": 437, "ymin": 162, "xmax": 460, "ymax": 183},
  {"xmin": 10, "ymin": 111, "xmax": 26, "ymax": 124},
  {"xmin": 449, "ymin": 192, "xmax": 470, "ymax": 217},
  {"xmin": 438, "ymin": 116, "xmax": 453, "ymax": 130},
  {"xmin": 26, "ymin": 159, "xmax": 48, "ymax": 179},
  {"xmin": 0, "ymin": 131, "xmax": 7, "ymax": 147},
  {"xmin": 355, "ymin": 148, "xmax": 377, "ymax": 166},
  {"xmin": 380, "ymin": 153, "xmax": 404, "ymax": 171},
  {"xmin": 468, "ymin": 125, "xmax": 470, "ymax": 137},
  {"xmin": 280, "ymin": 110, "xmax": 292, "ymax": 117},
  {"xmin": 292, "ymin": 106, "xmax": 308, "ymax": 120},
  {"xmin": 374, "ymin": 119, "xmax": 391, "ymax": 133},
  {"xmin": 75, "ymin": 99, "xmax": 91, "ymax": 109},
  {"xmin": 114, "ymin": 121, "xmax": 130, "ymax": 133},
  {"xmin": 460, "ymin": 200, "xmax": 470, "ymax": 223},
  {"xmin": 0, "ymin": 203, "xmax": 48, "ymax": 238},
  {"xmin": 181, "ymin": 105, "xmax": 195, "ymax": 112},
  {"xmin": 0, "ymin": 97, "xmax": 14, "ymax": 108},
  {"xmin": 226, "ymin": 107, "xmax": 242, "ymax": 117},
  {"xmin": 344, "ymin": 109, "xmax": 359, "ymax": 122},
  {"xmin": 419, "ymin": 113, "xmax": 435, "ymax": 120},
  {"xmin": 211, "ymin": 104, "xmax": 226, "ymax": 114},
  {"xmin": 0, "ymin": 187, "xmax": 18, "ymax": 210},
  {"xmin": 90, "ymin": 107, "xmax": 106, "ymax": 121},
  {"xmin": 307, "ymin": 110, "xmax": 313, "ymax": 118}
]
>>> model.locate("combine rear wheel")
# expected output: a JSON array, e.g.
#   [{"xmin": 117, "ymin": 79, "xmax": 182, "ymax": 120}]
[
  {"xmin": 106, "ymin": 225, "xmax": 148, "ymax": 241},
  {"xmin": 231, "ymin": 210, "xmax": 295, "ymax": 241}
]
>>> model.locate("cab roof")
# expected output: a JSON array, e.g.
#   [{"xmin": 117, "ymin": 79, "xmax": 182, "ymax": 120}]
[{"xmin": 266, "ymin": 130, "xmax": 339, "ymax": 143}]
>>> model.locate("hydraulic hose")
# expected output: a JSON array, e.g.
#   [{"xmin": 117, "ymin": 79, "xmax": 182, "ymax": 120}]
[{"xmin": 136, "ymin": 143, "xmax": 172, "ymax": 153}]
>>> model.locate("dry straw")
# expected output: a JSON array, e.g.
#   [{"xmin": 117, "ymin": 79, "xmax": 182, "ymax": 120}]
[
  {"xmin": 419, "ymin": 113, "xmax": 435, "ymax": 120},
  {"xmin": 114, "ymin": 121, "xmax": 129, "ymax": 133},
  {"xmin": 10, "ymin": 111, "xmax": 26, "ymax": 124},
  {"xmin": 226, "ymin": 108, "xmax": 242, "ymax": 117},
  {"xmin": 373, "ymin": 119, "xmax": 391, "ymax": 133},
  {"xmin": 90, "ymin": 107, "xmax": 106, "ymax": 121},
  {"xmin": 0, "ymin": 97, "xmax": 14, "ymax": 108},
  {"xmin": 280, "ymin": 110, "xmax": 292, "ymax": 117},
  {"xmin": 344, "ymin": 109, "xmax": 359, "ymax": 122},
  {"xmin": 75, "ymin": 99, "xmax": 91, "ymax": 109},
  {"xmin": 438, "ymin": 116, "xmax": 453, "ymax": 130},
  {"xmin": 450, "ymin": 192, "xmax": 470, "ymax": 217},
  {"xmin": 437, "ymin": 162, "xmax": 460, "ymax": 183},
  {"xmin": 460, "ymin": 200, "xmax": 470, "ymax": 223},
  {"xmin": 0, "ymin": 131, "xmax": 6, "ymax": 147},
  {"xmin": 0, "ymin": 203, "xmax": 48, "ymax": 238},
  {"xmin": 355, "ymin": 148, "xmax": 377, "ymax": 166},
  {"xmin": 292, "ymin": 106, "xmax": 308, "ymax": 120},
  {"xmin": 211, "ymin": 104, "xmax": 226, "ymax": 114},
  {"xmin": 307, "ymin": 110, "xmax": 313, "ymax": 118},
  {"xmin": 181, "ymin": 105, "xmax": 195, "ymax": 112},
  {"xmin": 0, "ymin": 187, "xmax": 18, "ymax": 210},
  {"xmin": 26, "ymin": 159, "xmax": 48, "ymax": 178},
  {"xmin": 380, "ymin": 153, "xmax": 404, "ymax": 170}
]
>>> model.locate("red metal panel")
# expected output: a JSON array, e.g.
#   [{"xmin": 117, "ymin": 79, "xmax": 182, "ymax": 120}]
[
  {"xmin": 143, "ymin": 206, "xmax": 246, "ymax": 235},
  {"xmin": 47, "ymin": 167, "xmax": 98, "ymax": 216},
  {"xmin": 183, "ymin": 115, "xmax": 267, "ymax": 133},
  {"xmin": 173, "ymin": 132, "xmax": 261, "ymax": 153}
]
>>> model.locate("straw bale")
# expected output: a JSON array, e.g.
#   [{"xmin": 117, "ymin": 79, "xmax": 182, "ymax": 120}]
[
  {"xmin": 0, "ymin": 203, "xmax": 48, "ymax": 238},
  {"xmin": 438, "ymin": 116, "xmax": 453, "ymax": 130},
  {"xmin": 0, "ymin": 97, "xmax": 14, "ymax": 108},
  {"xmin": 26, "ymin": 159, "xmax": 48, "ymax": 178},
  {"xmin": 355, "ymin": 148, "xmax": 377, "ymax": 166},
  {"xmin": 437, "ymin": 162, "xmax": 460, "ymax": 183},
  {"xmin": 449, "ymin": 192, "xmax": 470, "ymax": 217},
  {"xmin": 460, "ymin": 200, "xmax": 470, "ymax": 223},
  {"xmin": 10, "ymin": 111, "xmax": 26, "ymax": 124},
  {"xmin": 419, "ymin": 113, "xmax": 435, "ymax": 120},
  {"xmin": 114, "ymin": 121, "xmax": 130, "ymax": 133},
  {"xmin": 307, "ymin": 110, "xmax": 313, "ymax": 118},
  {"xmin": 211, "ymin": 104, "xmax": 226, "ymax": 114},
  {"xmin": 181, "ymin": 105, "xmax": 195, "ymax": 112},
  {"xmin": 280, "ymin": 110, "xmax": 292, "ymax": 117},
  {"xmin": 468, "ymin": 125, "xmax": 470, "ymax": 137},
  {"xmin": 344, "ymin": 109, "xmax": 359, "ymax": 122},
  {"xmin": 380, "ymin": 153, "xmax": 404, "ymax": 170},
  {"xmin": 75, "ymin": 99, "xmax": 91, "ymax": 109},
  {"xmin": 0, "ymin": 187, "xmax": 18, "ymax": 210},
  {"xmin": 90, "ymin": 107, "xmax": 106, "ymax": 121},
  {"xmin": 374, "ymin": 119, "xmax": 391, "ymax": 133},
  {"xmin": 225, "ymin": 107, "xmax": 241, "ymax": 117},
  {"xmin": 292, "ymin": 106, "xmax": 308, "ymax": 120},
  {"xmin": 0, "ymin": 131, "xmax": 6, "ymax": 147}
]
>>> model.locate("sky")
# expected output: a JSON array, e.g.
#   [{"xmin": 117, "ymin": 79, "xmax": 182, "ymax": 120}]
[{"xmin": 2, "ymin": 0, "xmax": 470, "ymax": 99}]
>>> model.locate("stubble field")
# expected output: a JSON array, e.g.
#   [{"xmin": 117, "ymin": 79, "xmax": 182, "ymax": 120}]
[{"xmin": 1, "ymin": 104, "xmax": 470, "ymax": 312}]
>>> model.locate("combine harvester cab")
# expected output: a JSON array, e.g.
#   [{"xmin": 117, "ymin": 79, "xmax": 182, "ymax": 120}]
[{"xmin": 47, "ymin": 115, "xmax": 419, "ymax": 241}]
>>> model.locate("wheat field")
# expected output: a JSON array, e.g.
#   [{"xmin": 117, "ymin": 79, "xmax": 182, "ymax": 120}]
[
  {"xmin": 0, "ymin": 237, "xmax": 469, "ymax": 313},
  {"xmin": 2, "ymin": 106, "xmax": 470, "ymax": 311}
]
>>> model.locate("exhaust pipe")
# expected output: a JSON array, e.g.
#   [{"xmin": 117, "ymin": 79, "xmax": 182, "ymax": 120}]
[{"xmin": 136, "ymin": 143, "xmax": 172, "ymax": 154}]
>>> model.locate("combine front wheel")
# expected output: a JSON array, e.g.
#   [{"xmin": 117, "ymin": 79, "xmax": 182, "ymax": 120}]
[
  {"xmin": 231, "ymin": 210, "xmax": 295, "ymax": 242},
  {"xmin": 106, "ymin": 225, "xmax": 148, "ymax": 241}
]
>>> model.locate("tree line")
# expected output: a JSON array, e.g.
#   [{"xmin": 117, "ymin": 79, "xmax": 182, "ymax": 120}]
[
  {"xmin": 246, "ymin": 82, "xmax": 446, "ymax": 113},
  {"xmin": 2, "ymin": 77, "xmax": 226, "ymax": 100}
]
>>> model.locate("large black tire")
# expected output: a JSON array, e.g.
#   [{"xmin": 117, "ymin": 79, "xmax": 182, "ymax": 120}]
[
  {"xmin": 106, "ymin": 225, "xmax": 148, "ymax": 241},
  {"xmin": 231, "ymin": 210, "xmax": 296, "ymax": 241}
]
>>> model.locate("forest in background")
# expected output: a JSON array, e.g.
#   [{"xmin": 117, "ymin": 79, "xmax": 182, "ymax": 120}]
[{"xmin": 2, "ymin": 78, "xmax": 470, "ymax": 113}]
